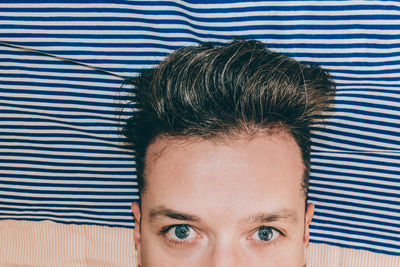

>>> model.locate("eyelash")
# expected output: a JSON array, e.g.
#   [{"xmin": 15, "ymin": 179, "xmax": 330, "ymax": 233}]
[
  {"xmin": 160, "ymin": 224, "xmax": 285, "ymax": 247},
  {"xmin": 160, "ymin": 224, "xmax": 197, "ymax": 246},
  {"xmin": 250, "ymin": 226, "xmax": 285, "ymax": 246}
]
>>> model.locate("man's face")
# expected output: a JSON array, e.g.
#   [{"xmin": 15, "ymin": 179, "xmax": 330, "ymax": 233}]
[{"xmin": 132, "ymin": 132, "xmax": 314, "ymax": 267}]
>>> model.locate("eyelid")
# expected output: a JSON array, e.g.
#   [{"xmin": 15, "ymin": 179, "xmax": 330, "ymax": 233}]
[
  {"xmin": 249, "ymin": 226, "xmax": 283, "ymax": 244},
  {"xmin": 161, "ymin": 224, "xmax": 199, "ymax": 246},
  {"xmin": 161, "ymin": 224, "xmax": 194, "ymax": 234}
]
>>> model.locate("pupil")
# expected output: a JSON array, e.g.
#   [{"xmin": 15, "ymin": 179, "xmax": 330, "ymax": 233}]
[
  {"xmin": 175, "ymin": 225, "xmax": 190, "ymax": 239},
  {"xmin": 258, "ymin": 226, "xmax": 272, "ymax": 241}
]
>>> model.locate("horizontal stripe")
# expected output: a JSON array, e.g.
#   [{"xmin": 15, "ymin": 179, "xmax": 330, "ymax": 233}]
[
  {"xmin": 0, "ymin": 197, "xmax": 137, "ymax": 205},
  {"xmin": 311, "ymin": 209, "xmax": 400, "ymax": 229},
  {"xmin": 311, "ymin": 217, "xmax": 400, "ymax": 236},
  {"xmin": 0, "ymin": 215, "xmax": 134, "ymax": 227},
  {"xmin": 0, "ymin": 192, "xmax": 136, "ymax": 200},
  {"xmin": 3, "ymin": 28, "xmax": 400, "ymax": 37}
]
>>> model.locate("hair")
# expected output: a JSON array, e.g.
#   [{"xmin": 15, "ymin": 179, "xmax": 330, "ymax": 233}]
[{"xmin": 123, "ymin": 39, "xmax": 335, "ymax": 199}]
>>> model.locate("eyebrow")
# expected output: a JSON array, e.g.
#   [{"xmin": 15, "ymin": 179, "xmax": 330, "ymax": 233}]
[
  {"xmin": 149, "ymin": 206, "xmax": 201, "ymax": 223},
  {"xmin": 239, "ymin": 210, "xmax": 299, "ymax": 224},
  {"xmin": 149, "ymin": 206, "xmax": 298, "ymax": 225}
]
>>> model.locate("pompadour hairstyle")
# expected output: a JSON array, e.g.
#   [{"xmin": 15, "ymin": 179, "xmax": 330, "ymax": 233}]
[{"xmin": 123, "ymin": 39, "xmax": 335, "ymax": 198}]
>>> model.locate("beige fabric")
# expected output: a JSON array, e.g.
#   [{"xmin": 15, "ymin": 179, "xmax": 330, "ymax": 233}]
[
  {"xmin": 308, "ymin": 242, "xmax": 400, "ymax": 267},
  {"xmin": 0, "ymin": 219, "xmax": 398, "ymax": 266},
  {"xmin": 0, "ymin": 220, "xmax": 136, "ymax": 267}
]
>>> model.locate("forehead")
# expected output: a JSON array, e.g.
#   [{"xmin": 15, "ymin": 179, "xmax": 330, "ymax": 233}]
[{"xmin": 142, "ymin": 132, "xmax": 305, "ymax": 217}]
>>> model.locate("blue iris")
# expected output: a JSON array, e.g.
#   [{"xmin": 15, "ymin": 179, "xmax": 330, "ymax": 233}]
[
  {"xmin": 258, "ymin": 226, "xmax": 273, "ymax": 241},
  {"xmin": 175, "ymin": 225, "xmax": 190, "ymax": 239}
]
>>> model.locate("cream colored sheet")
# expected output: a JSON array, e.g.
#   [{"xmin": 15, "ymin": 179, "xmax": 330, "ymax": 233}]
[
  {"xmin": 0, "ymin": 220, "xmax": 136, "ymax": 267},
  {"xmin": 0, "ymin": 220, "xmax": 398, "ymax": 267}
]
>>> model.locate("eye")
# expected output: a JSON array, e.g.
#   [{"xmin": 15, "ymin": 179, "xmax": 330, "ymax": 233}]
[
  {"xmin": 251, "ymin": 226, "xmax": 279, "ymax": 242},
  {"xmin": 163, "ymin": 224, "xmax": 197, "ymax": 244}
]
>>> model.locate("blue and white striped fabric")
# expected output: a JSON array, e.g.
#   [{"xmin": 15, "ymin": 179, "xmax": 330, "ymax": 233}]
[{"xmin": 0, "ymin": 0, "xmax": 399, "ymax": 256}]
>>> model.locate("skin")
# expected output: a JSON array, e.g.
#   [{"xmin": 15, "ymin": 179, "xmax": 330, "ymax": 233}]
[{"xmin": 132, "ymin": 131, "xmax": 314, "ymax": 267}]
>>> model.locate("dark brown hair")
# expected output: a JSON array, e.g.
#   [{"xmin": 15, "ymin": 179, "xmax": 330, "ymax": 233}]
[{"xmin": 123, "ymin": 39, "xmax": 335, "ymax": 198}]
